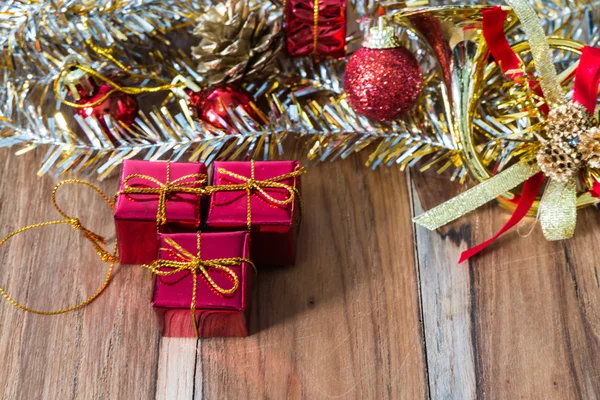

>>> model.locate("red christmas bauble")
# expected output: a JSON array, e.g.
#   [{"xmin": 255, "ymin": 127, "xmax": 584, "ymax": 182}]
[
  {"xmin": 344, "ymin": 46, "xmax": 423, "ymax": 121},
  {"xmin": 188, "ymin": 85, "xmax": 256, "ymax": 130},
  {"xmin": 76, "ymin": 82, "xmax": 139, "ymax": 133}
]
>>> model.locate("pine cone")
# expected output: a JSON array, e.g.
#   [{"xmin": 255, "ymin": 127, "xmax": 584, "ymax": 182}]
[
  {"xmin": 191, "ymin": 0, "xmax": 283, "ymax": 85},
  {"xmin": 578, "ymin": 127, "xmax": 600, "ymax": 169},
  {"xmin": 545, "ymin": 102, "xmax": 593, "ymax": 141},
  {"xmin": 537, "ymin": 139, "xmax": 581, "ymax": 182}
]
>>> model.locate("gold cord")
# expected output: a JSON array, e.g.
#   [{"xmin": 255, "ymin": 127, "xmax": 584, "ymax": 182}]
[
  {"xmin": 142, "ymin": 234, "xmax": 256, "ymax": 337},
  {"xmin": 313, "ymin": 0, "xmax": 319, "ymax": 56},
  {"xmin": 0, "ymin": 180, "xmax": 118, "ymax": 315},
  {"xmin": 115, "ymin": 161, "xmax": 208, "ymax": 228},
  {"xmin": 206, "ymin": 160, "xmax": 306, "ymax": 231}
]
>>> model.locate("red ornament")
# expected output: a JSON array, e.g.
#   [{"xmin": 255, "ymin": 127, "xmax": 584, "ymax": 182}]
[
  {"xmin": 344, "ymin": 19, "xmax": 422, "ymax": 121},
  {"xmin": 76, "ymin": 82, "xmax": 139, "ymax": 134},
  {"xmin": 188, "ymin": 85, "xmax": 256, "ymax": 130}
]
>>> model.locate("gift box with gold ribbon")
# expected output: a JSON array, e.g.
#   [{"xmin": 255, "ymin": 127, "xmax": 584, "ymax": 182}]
[
  {"xmin": 206, "ymin": 161, "xmax": 304, "ymax": 266},
  {"xmin": 114, "ymin": 160, "xmax": 207, "ymax": 264},
  {"xmin": 149, "ymin": 232, "xmax": 255, "ymax": 338}
]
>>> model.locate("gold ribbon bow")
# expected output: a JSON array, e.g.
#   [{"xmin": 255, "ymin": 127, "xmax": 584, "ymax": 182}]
[
  {"xmin": 0, "ymin": 180, "xmax": 118, "ymax": 315},
  {"xmin": 414, "ymin": 0, "xmax": 579, "ymax": 241},
  {"xmin": 143, "ymin": 234, "xmax": 255, "ymax": 338},
  {"xmin": 208, "ymin": 160, "xmax": 306, "ymax": 231},
  {"xmin": 116, "ymin": 161, "xmax": 207, "ymax": 227}
]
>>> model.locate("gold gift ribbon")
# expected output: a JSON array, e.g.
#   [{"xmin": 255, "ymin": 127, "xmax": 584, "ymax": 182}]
[
  {"xmin": 414, "ymin": 162, "xmax": 541, "ymax": 230},
  {"xmin": 415, "ymin": 0, "xmax": 578, "ymax": 241},
  {"xmin": 313, "ymin": 0, "xmax": 319, "ymax": 55},
  {"xmin": 0, "ymin": 180, "xmax": 118, "ymax": 315},
  {"xmin": 206, "ymin": 160, "xmax": 305, "ymax": 231},
  {"xmin": 116, "ymin": 161, "xmax": 207, "ymax": 227},
  {"xmin": 142, "ymin": 234, "xmax": 256, "ymax": 338}
]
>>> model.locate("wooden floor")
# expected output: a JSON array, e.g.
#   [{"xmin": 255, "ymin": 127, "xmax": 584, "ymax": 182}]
[{"xmin": 0, "ymin": 148, "xmax": 599, "ymax": 399}]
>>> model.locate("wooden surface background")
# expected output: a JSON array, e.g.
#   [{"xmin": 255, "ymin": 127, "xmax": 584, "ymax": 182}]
[{"xmin": 0, "ymin": 148, "xmax": 599, "ymax": 399}]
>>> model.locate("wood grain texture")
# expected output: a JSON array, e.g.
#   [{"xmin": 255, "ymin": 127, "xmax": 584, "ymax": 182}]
[
  {"xmin": 412, "ymin": 169, "xmax": 600, "ymax": 400},
  {"xmin": 0, "ymin": 150, "xmax": 428, "ymax": 399}
]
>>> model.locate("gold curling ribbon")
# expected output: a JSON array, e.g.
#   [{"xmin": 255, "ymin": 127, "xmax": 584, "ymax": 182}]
[
  {"xmin": 207, "ymin": 160, "xmax": 306, "ymax": 232},
  {"xmin": 115, "ymin": 161, "xmax": 207, "ymax": 228},
  {"xmin": 0, "ymin": 180, "xmax": 118, "ymax": 315},
  {"xmin": 142, "ymin": 234, "xmax": 256, "ymax": 338},
  {"xmin": 413, "ymin": 162, "xmax": 541, "ymax": 230},
  {"xmin": 539, "ymin": 178, "xmax": 577, "ymax": 240}
]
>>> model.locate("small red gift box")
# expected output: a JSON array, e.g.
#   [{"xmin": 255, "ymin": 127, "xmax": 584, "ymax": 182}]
[
  {"xmin": 206, "ymin": 160, "xmax": 303, "ymax": 266},
  {"xmin": 114, "ymin": 160, "xmax": 207, "ymax": 265},
  {"xmin": 151, "ymin": 232, "xmax": 255, "ymax": 338},
  {"xmin": 285, "ymin": 0, "xmax": 346, "ymax": 58}
]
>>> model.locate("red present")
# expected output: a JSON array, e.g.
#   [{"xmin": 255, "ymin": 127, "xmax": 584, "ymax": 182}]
[
  {"xmin": 285, "ymin": 0, "xmax": 347, "ymax": 58},
  {"xmin": 150, "ymin": 232, "xmax": 255, "ymax": 338},
  {"xmin": 206, "ymin": 160, "xmax": 304, "ymax": 266},
  {"xmin": 114, "ymin": 160, "xmax": 207, "ymax": 265}
]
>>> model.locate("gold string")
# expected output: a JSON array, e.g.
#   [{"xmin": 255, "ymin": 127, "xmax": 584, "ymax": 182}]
[
  {"xmin": 142, "ymin": 234, "xmax": 256, "ymax": 337},
  {"xmin": 115, "ymin": 161, "xmax": 208, "ymax": 228},
  {"xmin": 206, "ymin": 160, "xmax": 306, "ymax": 231},
  {"xmin": 0, "ymin": 180, "xmax": 117, "ymax": 315},
  {"xmin": 313, "ymin": 0, "xmax": 319, "ymax": 56}
]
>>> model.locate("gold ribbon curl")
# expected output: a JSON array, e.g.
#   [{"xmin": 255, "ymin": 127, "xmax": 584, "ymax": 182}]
[{"xmin": 142, "ymin": 234, "xmax": 256, "ymax": 338}]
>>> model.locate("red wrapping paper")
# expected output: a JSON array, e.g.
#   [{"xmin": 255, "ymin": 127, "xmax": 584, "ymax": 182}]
[
  {"xmin": 206, "ymin": 161, "xmax": 302, "ymax": 266},
  {"xmin": 114, "ymin": 160, "xmax": 206, "ymax": 265},
  {"xmin": 152, "ymin": 232, "xmax": 254, "ymax": 337},
  {"xmin": 285, "ymin": 0, "xmax": 346, "ymax": 58}
]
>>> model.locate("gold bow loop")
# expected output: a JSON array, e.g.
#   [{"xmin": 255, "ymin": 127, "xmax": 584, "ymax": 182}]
[
  {"xmin": 143, "ymin": 235, "xmax": 255, "ymax": 337},
  {"xmin": 207, "ymin": 160, "xmax": 306, "ymax": 231},
  {"xmin": 69, "ymin": 217, "xmax": 119, "ymax": 263},
  {"xmin": 116, "ymin": 161, "xmax": 207, "ymax": 227}
]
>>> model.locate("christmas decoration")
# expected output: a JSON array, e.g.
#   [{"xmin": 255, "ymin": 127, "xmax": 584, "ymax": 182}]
[
  {"xmin": 114, "ymin": 160, "xmax": 208, "ymax": 264},
  {"xmin": 413, "ymin": 2, "xmax": 600, "ymax": 262},
  {"xmin": 207, "ymin": 161, "xmax": 304, "ymax": 266},
  {"xmin": 285, "ymin": 0, "xmax": 347, "ymax": 58},
  {"xmin": 344, "ymin": 18, "xmax": 422, "ymax": 121},
  {"xmin": 150, "ymin": 232, "xmax": 255, "ymax": 338},
  {"xmin": 191, "ymin": 0, "xmax": 283, "ymax": 85},
  {"xmin": 187, "ymin": 85, "xmax": 257, "ymax": 129}
]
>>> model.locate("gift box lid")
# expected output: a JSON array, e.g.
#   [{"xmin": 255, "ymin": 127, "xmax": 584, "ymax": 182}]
[
  {"xmin": 207, "ymin": 161, "xmax": 301, "ymax": 228},
  {"xmin": 114, "ymin": 160, "xmax": 206, "ymax": 224},
  {"xmin": 152, "ymin": 232, "xmax": 252, "ymax": 311}
]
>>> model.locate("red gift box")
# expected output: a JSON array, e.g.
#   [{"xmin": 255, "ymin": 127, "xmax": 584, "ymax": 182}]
[
  {"xmin": 151, "ymin": 232, "xmax": 255, "ymax": 338},
  {"xmin": 114, "ymin": 160, "xmax": 207, "ymax": 265},
  {"xmin": 206, "ymin": 160, "xmax": 303, "ymax": 266},
  {"xmin": 285, "ymin": 0, "xmax": 347, "ymax": 58}
]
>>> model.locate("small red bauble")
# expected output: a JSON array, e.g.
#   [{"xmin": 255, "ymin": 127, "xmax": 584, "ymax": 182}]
[
  {"xmin": 187, "ymin": 85, "xmax": 256, "ymax": 130},
  {"xmin": 344, "ymin": 20, "xmax": 423, "ymax": 121},
  {"xmin": 76, "ymin": 82, "xmax": 139, "ymax": 133}
]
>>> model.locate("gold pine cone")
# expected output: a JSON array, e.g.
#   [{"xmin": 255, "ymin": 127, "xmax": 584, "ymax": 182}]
[
  {"xmin": 544, "ymin": 102, "xmax": 594, "ymax": 141},
  {"xmin": 536, "ymin": 139, "xmax": 581, "ymax": 182},
  {"xmin": 191, "ymin": 0, "xmax": 283, "ymax": 85},
  {"xmin": 578, "ymin": 127, "xmax": 600, "ymax": 169}
]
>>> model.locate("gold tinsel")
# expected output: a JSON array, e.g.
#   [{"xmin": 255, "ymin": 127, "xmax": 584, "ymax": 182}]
[{"xmin": 191, "ymin": 0, "xmax": 283, "ymax": 85}]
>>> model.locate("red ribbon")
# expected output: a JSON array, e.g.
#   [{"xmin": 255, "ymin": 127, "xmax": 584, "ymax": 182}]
[
  {"xmin": 459, "ymin": 173, "xmax": 545, "ymax": 263},
  {"xmin": 573, "ymin": 46, "xmax": 600, "ymax": 114}
]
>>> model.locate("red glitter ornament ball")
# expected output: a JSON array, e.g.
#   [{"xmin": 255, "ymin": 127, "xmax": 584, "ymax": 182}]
[
  {"xmin": 344, "ymin": 46, "xmax": 422, "ymax": 121},
  {"xmin": 76, "ymin": 82, "xmax": 139, "ymax": 133},
  {"xmin": 187, "ymin": 85, "xmax": 257, "ymax": 130}
]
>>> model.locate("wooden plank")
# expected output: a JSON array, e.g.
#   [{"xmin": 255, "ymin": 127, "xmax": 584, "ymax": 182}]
[
  {"xmin": 188, "ymin": 157, "xmax": 428, "ymax": 399},
  {"xmin": 0, "ymin": 150, "xmax": 160, "ymax": 400},
  {"xmin": 411, "ymin": 169, "xmax": 600, "ymax": 399}
]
